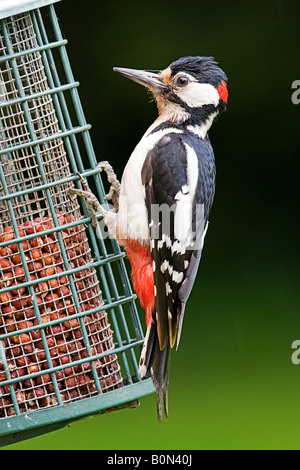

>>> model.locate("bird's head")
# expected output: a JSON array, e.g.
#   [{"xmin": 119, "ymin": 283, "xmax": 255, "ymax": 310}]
[{"xmin": 114, "ymin": 56, "xmax": 228, "ymax": 127}]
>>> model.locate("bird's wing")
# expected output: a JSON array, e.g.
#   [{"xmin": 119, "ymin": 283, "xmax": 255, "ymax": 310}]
[{"xmin": 141, "ymin": 132, "xmax": 215, "ymax": 351}]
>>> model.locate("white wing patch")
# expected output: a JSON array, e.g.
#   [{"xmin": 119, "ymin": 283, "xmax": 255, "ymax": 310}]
[{"xmin": 173, "ymin": 143, "xmax": 199, "ymax": 249}]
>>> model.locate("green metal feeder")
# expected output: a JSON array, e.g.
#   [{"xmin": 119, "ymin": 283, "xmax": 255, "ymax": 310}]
[{"xmin": 0, "ymin": 0, "xmax": 155, "ymax": 447}]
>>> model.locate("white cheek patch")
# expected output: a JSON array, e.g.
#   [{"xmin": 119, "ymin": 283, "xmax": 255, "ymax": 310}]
[{"xmin": 176, "ymin": 82, "xmax": 220, "ymax": 108}]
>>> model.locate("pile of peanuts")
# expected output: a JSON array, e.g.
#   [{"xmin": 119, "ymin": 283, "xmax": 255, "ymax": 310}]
[{"xmin": 0, "ymin": 213, "xmax": 122, "ymax": 417}]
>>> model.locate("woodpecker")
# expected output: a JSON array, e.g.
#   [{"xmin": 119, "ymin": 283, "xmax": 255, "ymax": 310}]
[{"xmin": 69, "ymin": 56, "xmax": 228, "ymax": 421}]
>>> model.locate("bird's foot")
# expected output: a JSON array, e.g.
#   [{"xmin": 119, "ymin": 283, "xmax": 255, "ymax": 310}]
[
  {"xmin": 68, "ymin": 173, "xmax": 106, "ymax": 229},
  {"xmin": 97, "ymin": 161, "xmax": 120, "ymax": 212}
]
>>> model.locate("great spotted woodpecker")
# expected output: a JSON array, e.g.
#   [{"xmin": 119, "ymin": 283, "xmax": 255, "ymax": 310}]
[{"xmin": 69, "ymin": 56, "xmax": 228, "ymax": 421}]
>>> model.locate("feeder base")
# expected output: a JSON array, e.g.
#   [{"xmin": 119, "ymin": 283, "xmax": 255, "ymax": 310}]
[{"xmin": 0, "ymin": 378, "xmax": 155, "ymax": 448}]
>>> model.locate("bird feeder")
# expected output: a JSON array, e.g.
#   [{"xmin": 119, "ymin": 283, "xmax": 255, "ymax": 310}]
[{"xmin": 0, "ymin": 0, "xmax": 155, "ymax": 447}]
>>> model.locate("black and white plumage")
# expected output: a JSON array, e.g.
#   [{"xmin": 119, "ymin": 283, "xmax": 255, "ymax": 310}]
[
  {"xmin": 139, "ymin": 128, "xmax": 217, "ymax": 418},
  {"xmin": 114, "ymin": 56, "xmax": 228, "ymax": 420},
  {"xmin": 141, "ymin": 131, "xmax": 215, "ymax": 349},
  {"xmin": 70, "ymin": 56, "xmax": 228, "ymax": 421}
]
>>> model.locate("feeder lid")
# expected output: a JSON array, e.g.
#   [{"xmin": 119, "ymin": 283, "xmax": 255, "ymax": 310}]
[{"xmin": 0, "ymin": 0, "xmax": 61, "ymax": 20}]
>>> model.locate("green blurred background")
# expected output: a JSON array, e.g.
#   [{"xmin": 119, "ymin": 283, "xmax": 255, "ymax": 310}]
[{"xmin": 4, "ymin": 0, "xmax": 300, "ymax": 450}]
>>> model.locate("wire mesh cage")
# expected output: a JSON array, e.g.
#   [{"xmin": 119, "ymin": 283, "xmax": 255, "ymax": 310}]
[{"xmin": 0, "ymin": 0, "xmax": 155, "ymax": 447}]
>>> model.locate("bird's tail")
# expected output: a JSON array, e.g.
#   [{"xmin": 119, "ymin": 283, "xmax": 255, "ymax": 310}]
[{"xmin": 139, "ymin": 316, "xmax": 170, "ymax": 422}]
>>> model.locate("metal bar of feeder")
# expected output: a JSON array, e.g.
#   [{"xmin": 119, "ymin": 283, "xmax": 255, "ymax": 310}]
[
  {"xmin": 0, "ymin": 251, "xmax": 128, "ymax": 296},
  {"xmin": 0, "ymin": 212, "xmax": 103, "ymax": 248},
  {"xmin": 0, "ymin": 293, "xmax": 137, "ymax": 342},
  {"xmin": 0, "ymin": 338, "xmax": 144, "ymax": 388},
  {"xmin": 0, "ymin": 38, "xmax": 68, "ymax": 63},
  {"xmin": 0, "ymin": 124, "xmax": 91, "ymax": 155},
  {"xmin": 0, "ymin": 81, "xmax": 80, "ymax": 109},
  {"xmin": 0, "ymin": 167, "xmax": 102, "ymax": 203}
]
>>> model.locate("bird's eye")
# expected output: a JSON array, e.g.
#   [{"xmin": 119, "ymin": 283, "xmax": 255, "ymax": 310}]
[{"xmin": 174, "ymin": 75, "xmax": 189, "ymax": 87}]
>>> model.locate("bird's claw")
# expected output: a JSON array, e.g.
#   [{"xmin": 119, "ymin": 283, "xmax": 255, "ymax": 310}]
[
  {"xmin": 68, "ymin": 173, "xmax": 105, "ymax": 229},
  {"xmin": 97, "ymin": 161, "xmax": 120, "ymax": 212}
]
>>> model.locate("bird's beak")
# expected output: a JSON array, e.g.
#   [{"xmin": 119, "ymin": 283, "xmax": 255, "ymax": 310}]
[{"xmin": 113, "ymin": 67, "xmax": 168, "ymax": 92}]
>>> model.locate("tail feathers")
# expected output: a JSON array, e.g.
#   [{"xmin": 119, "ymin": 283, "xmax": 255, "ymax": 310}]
[
  {"xmin": 139, "ymin": 319, "xmax": 170, "ymax": 422},
  {"xmin": 139, "ymin": 320, "xmax": 156, "ymax": 378},
  {"xmin": 153, "ymin": 341, "xmax": 170, "ymax": 421}
]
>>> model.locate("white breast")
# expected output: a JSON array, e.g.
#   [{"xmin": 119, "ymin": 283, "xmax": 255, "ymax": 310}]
[{"xmin": 119, "ymin": 121, "xmax": 183, "ymax": 242}]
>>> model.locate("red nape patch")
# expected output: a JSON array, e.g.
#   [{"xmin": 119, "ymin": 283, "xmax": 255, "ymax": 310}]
[
  {"xmin": 217, "ymin": 81, "xmax": 228, "ymax": 103},
  {"xmin": 120, "ymin": 238, "xmax": 155, "ymax": 326}
]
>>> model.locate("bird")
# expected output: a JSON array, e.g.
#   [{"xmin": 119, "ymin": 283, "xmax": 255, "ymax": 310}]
[{"xmin": 69, "ymin": 55, "xmax": 228, "ymax": 421}]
